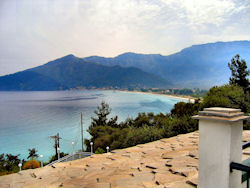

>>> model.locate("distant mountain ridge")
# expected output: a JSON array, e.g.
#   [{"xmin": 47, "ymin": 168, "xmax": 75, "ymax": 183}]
[
  {"xmin": 0, "ymin": 41, "xmax": 249, "ymax": 91},
  {"xmin": 0, "ymin": 55, "xmax": 171, "ymax": 91},
  {"xmin": 84, "ymin": 41, "xmax": 250, "ymax": 88}
]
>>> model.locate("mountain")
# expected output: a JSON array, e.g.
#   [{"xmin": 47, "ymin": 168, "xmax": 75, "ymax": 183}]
[
  {"xmin": 84, "ymin": 41, "xmax": 250, "ymax": 88},
  {"xmin": 0, "ymin": 55, "xmax": 171, "ymax": 91},
  {"xmin": 1, "ymin": 41, "xmax": 249, "ymax": 91}
]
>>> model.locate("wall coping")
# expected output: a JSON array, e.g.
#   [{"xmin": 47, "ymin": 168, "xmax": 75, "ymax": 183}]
[{"xmin": 193, "ymin": 107, "xmax": 250, "ymax": 122}]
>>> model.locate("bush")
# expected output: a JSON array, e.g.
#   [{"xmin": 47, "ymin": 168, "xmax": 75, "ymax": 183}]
[
  {"xmin": 170, "ymin": 116, "xmax": 198, "ymax": 135},
  {"xmin": 86, "ymin": 88, "xmax": 248, "ymax": 154},
  {"xmin": 85, "ymin": 102, "xmax": 201, "ymax": 152},
  {"xmin": 95, "ymin": 147, "xmax": 105, "ymax": 154},
  {"xmin": 48, "ymin": 152, "xmax": 68, "ymax": 163},
  {"xmin": 202, "ymin": 84, "xmax": 249, "ymax": 129},
  {"xmin": 23, "ymin": 160, "xmax": 40, "ymax": 169},
  {"xmin": 123, "ymin": 126, "xmax": 165, "ymax": 147},
  {"xmin": 202, "ymin": 84, "xmax": 248, "ymax": 112},
  {"xmin": 88, "ymin": 126, "xmax": 129, "ymax": 151},
  {"xmin": 0, "ymin": 153, "xmax": 21, "ymax": 176},
  {"xmin": 171, "ymin": 101, "xmax": 200, "ymax": 118}
]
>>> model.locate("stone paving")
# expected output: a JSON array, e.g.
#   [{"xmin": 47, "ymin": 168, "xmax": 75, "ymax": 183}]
[{"xmin": 0, "ymin": 130, "xmax": 249, "ymax": 188}]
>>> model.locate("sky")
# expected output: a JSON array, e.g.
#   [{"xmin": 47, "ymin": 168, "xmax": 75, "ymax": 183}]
[{"xmin": 0, "ymin": 0, "xmax": 250, "ymax": 76}]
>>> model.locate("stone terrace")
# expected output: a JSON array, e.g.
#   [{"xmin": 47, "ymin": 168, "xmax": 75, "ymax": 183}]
[{"xmin": 0, "ymin": 131, "xmax": 249, "ymax": 188}]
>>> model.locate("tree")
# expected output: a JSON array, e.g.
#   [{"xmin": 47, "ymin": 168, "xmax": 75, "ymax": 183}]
[
  {"xmin": 90, "ymin": 101, "xmax": 118, "ymax": 129},
  {"xmin": 27, "ymin": 148, "xmax": 38, "ymax": 159},
  {"xmin": 86, "ymin": 102, "xmax": 120, "ymax": 151},
  {"xmin": 0, "ymin": 154, "xmax": 4, "ymax": 162},
  {"xmin": 91, "ymin": 101, "xmax": 111, "ymax": 127},
  {"xmin": 202, "ymin": 84, "xmax": 250, "ymax": 129},
  {"xmin": 171, "ymin": 101, "xmax": 200, "ymax": 118},
  {"xmin": 202, "ymin": 85, "xmax": 246, "ymax": 110},
  {"xmin": 6, "ymin": 154, "xmax": 20, "ymax": 165},
  {"xmin": 228, "ymin": 54, "xmax": 250, "ymax": 92}
]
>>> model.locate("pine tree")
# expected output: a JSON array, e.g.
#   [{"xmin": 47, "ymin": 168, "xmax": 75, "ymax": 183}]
[
  {"xmin": 91, "ymin": 101, "xmax": 111, "ymax": 127},
  {"xmin": 90, "ymin": 101, "xmax": 118, "ymax": 129},
  {"xmin": 228, "ymin": 54, "xmax": 250, "ymax": 92}
]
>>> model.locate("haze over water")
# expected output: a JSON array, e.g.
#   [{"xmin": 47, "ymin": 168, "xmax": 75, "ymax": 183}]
[{"xmin": 0, "ymin": 90, "xmax": 185, "ymax": 161}]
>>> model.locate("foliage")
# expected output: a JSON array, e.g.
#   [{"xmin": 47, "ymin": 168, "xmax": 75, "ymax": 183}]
[
  {"xmin": 6, "ymin": 154, "xmax": 20, "ymax": 165},
  {"xmin": 0, "ymin": 153, "xmax": 21, "ymax": 176},
  {"xmin": 86, "ymin": 101, "xmax": 122, "ymax": 151},
  {"xmin": 27, "ymin": 148, "xmax": 38, "ymax": 159},
  {"xmin": 95, "ymin": 147, "xmax": 105, "ymax": 154},
  {"xmin": 123, "ymin": 126, "xmax": 165, "ymax": 147},
  {"xmin": 85, "ymin": 101, "xmax": 200, "ymax": 152},
  {"xmin": 139, "ymin": 88, "xmax": 207, "ymax": 97},
  {"xmin": 86, "ymin": 62, "xmax": 249, "ymax": 152},
  {"xmin": 90, "ymin": 101, "xmax": 119, "ymax": 129},
  {"xmin": 202, "ymin": 85, "xmax": 249, "ymax": 113},
  {"xmin": 228, "ymin": 54, "xmax": 250, "ymax": 92},
  {"xmin": 202, "ymin": 84, "xmax": 250, "ymax": 129},
  {"xmin": 23, "ymin": 160, "xmax": 40, "ymax": 170},
  {"xmin": 226, "ymin": 54, "xmax": 250, "ymax": 129},
  {"xmin": 48, "ymin": 152, "xmax": 68, "ymax": 164},
  {"xmin": 0, "ymin": 153, "xmax": 4, "ymax": 162},
  {"xmin": 86, "ymin": 125, "xmax": 128, "ymax": 151},
  {"xmin": 171, "ymin": 100, "xmax": 200, "ymax": 118},
  {"xmin": 200, "ymin": 54, "xmax": 250, "ymax": 128},
  {"xmin": 170, "ymin": 115, "xmax": 198, "ymax": 134}
]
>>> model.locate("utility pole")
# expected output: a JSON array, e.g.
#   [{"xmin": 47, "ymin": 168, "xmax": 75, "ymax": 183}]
[
  {"xmin": 50, "ymin": 135, "xmax": 58, "ymax": 158},
  {"xmin": 57, "ymin": 133, "xmax": 60, "ymax": 149},
  {"xmin": 49, "ymin": 133, "xmax": 61, "ymax": 160},
  {"xmin": 81, "ymin": 113, "xmax": 84, "ymax": 151}
]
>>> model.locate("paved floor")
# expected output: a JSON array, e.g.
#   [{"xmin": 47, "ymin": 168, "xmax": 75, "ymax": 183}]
[{"xmin": 0, "ymin": 130, "xmax": 249, "ymax": 188}]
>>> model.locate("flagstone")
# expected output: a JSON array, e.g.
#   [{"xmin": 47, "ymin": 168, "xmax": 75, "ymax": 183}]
[{"xmin": 0, "ymin": 130, "xmax": 249, "ymax": 187}]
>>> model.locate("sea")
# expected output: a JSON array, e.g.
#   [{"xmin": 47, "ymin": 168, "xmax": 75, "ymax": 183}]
[{"xmin": 0, "ymin": 90, "xmax": 186, "ymax": 161}]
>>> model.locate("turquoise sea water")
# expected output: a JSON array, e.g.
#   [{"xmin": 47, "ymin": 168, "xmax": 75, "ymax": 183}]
[{"xmin": 0, "ymin": 90, "xmax": 186, "ymax": 161}]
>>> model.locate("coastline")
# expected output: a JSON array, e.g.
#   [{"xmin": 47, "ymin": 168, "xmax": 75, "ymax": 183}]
[
  {"xmin": 108, "ymin": 89, "xmax": 196, "ymax": 103},
  {"xmin": 0, "ymin": 89, "xmax": 197, "ymax": 103}
]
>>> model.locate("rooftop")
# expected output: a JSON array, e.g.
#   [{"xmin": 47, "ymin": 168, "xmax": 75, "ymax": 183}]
[{"xmin": 0, "ymin": 130, "xmax": 249, "ymax": 188}]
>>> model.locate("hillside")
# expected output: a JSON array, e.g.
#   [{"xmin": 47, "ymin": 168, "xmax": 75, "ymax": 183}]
[
  {"xmin": 0, "ymin": 55, "xmax": 171, "ymax": 91},
  {"xmin": 1, "ymin": 41, "xmax": 249, "ymax": 90},
  {"xmin": 84, "ymin": 41, "xmax": 250, "ymax": 88}
]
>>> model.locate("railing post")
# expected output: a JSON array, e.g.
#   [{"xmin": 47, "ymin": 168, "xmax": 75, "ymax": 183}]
[{"xmin": 193, "ymin": 107, "xmax": 249, "ymax": 188}]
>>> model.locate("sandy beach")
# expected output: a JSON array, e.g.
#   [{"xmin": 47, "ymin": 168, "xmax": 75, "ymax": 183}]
[{"xmin": 112, "ymin": 89, "xmax": 196, "ymax": 103}]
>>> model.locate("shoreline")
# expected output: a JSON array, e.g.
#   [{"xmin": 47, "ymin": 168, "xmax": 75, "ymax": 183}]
[
  {"xmin": 107, "ymin": 89, "xmax": 196, "ymax": 103},
  {"xmin": 72, "ymin": 88, "xmax": 198, "ymax": 103},
  {"xmin": 0, "ymin": 89, "xmax": 197, "ymax": 103}
]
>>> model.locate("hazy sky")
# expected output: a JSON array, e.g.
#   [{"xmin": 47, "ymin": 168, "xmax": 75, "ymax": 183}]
[{"xmin": 0, "ymin": 0, "xmax": 250, "ymax": 76}]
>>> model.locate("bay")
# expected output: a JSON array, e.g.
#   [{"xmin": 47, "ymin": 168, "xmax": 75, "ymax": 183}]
[{"xmin": 0, "ymin": 90, "xmax": 186, "ymax": 161}]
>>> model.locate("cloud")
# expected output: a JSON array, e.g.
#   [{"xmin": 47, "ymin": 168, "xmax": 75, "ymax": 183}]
[{"xmin": 0, "ymin": 0, "xmax": 250, "ymax": 75}]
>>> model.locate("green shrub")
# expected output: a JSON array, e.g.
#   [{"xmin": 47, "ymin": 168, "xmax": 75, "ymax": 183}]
[
  {"xmin": 123, "ymin": 126, "xmax": 165, "ymax": 147},
  {"xmin": 95, "ymin": 147, "xmax": 105, "ymax": 154},
  {"xmin": 48, "ymin": 152, "xmax": 68, "ymax": 163},
  {"xmin": 202, "ymin": 84, "xmax": 248, "ymax": 112}
]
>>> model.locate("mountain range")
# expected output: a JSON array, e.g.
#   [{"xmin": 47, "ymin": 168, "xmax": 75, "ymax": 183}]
[
  {"xmin": 0, "ymin": 41, "xmax": 249, "ymax": 91},
  {"xmin": 0, "ymin": 55, "xmax": 170, "ymax": 90},
  {"xmin": 84, "ymin": 41, "xmax": 250, "ymax": 88}
]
